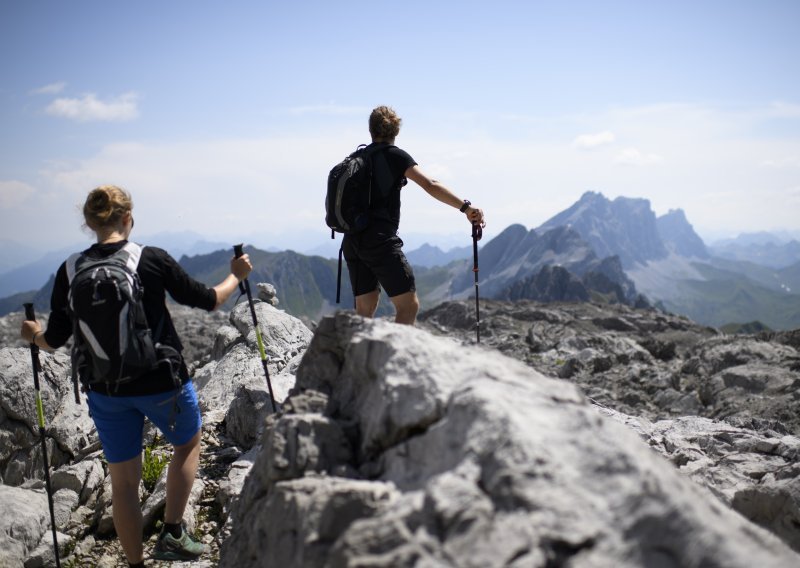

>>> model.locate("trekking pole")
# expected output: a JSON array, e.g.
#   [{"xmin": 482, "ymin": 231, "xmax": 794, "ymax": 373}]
[
  {"xmin": 471, "ymin": 223, "xmax": 482, "ymax": 344},
  {"xmin": 23, "ymin": 303, "xmax": 61, "ymax": 568},
  {"xmin": 233, "ymin": 245, "xmax": 277, "ymax": 413}
]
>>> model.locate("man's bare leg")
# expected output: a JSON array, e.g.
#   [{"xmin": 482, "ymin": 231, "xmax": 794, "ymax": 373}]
[
  {"xmin": 355, "ymin": 289, "xmax": 380, "ymax": 318},
  {"xmin": 390, "ymin": 291, "xmax": 420, "ymax": 325}
]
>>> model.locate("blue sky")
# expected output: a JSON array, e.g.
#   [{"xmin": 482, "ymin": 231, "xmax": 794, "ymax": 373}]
[{"xmin": 1, "ymin": 0, "xmax": 799, "ymax": 256}]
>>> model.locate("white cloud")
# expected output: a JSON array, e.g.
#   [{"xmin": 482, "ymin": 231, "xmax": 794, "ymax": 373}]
[
  {"xmin": 572, "ymin": 130, "xmax": 615, "ymax": 149},
  {"xmin": 7, "ymin": 100, "xmax": 799, "ymax": 251},
  {"xmin": 614, "ymin": 147, "xmax": 664, "ymax": 166},
  {"xmin": 0, "ymin": 180, "xmax": 36, "ymax": 208},
  {"xmin": 31, "ymin": 82, "xmax": 66, "ymax": 95},
  {"xmin": 45, "ymin": 92, "xmax": 139, "ymax": 122}
]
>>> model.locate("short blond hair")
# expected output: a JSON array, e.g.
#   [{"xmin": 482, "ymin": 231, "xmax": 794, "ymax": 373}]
[
  {"xmin": 83, "ymin": 185, "xmax": 133, "ymax": 230},
  {"xmin": 369, "ymin": 106, "xmax": 402, "ymax": 141}
]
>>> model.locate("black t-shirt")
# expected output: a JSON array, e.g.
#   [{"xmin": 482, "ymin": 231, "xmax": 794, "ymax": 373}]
[
  {"xmin": 367, "ymin": 143, "xmax": 417, "ymax": 231},
  {"xmin": 45, "ymin": 241, "xmax": 217, "ymax": 396}
]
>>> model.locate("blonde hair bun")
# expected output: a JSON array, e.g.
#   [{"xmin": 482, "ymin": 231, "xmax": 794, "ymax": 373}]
[{"xmin": 83, "ymin": 185, "xmax": 133, "ymax": 230}]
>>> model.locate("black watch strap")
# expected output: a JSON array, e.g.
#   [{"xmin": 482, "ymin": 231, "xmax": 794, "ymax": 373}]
[{"xmin": 460, "ymin": 199, "xmax": 471, "ymax": 213}]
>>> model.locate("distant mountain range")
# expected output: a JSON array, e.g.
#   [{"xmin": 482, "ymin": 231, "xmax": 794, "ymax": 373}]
[
  {"xmin": 0, "ymin": 244, "xmax": 88, "ymax": 299},
  {"xmin": 709, "ymin": 237, "xmax": 800, "ymax": 269},
  {"xmin": 544, "ymin": 192, "xmax": 800, "ymax": 329},
  {"xmin": 2, "ymin": 192, "xmax": 799, "ymax": 330},
  {"xmin": 179, "ymin": 246, "xmax": 356, "ymax": 322},
  {"xmin": 404, "ymin": 243, "xmax": 471, "ymax": 267},
  {"xmin": 538, "ymin": 192, "xmax": 669, "ymax": 267},
  {"xmin": 442, "ymin": 223, "xmax": 642, "ymax": 306},
  {"xmin": 0, "ymin": 231, "xmax": 229, "ymax": 298}
]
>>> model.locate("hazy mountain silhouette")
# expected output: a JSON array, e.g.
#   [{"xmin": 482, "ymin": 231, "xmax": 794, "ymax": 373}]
[
  {"xmin": 2, "ymin": 192, "xmax": 798, "ymax": 329},
  {"xmin": 537, "ymin": 191, "xmax": 668, "ymax": 268}
]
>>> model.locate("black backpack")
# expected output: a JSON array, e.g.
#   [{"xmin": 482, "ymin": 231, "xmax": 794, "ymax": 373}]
[
  {"xmin": 325, "ymin": 143, "xmax": 387, "ymax": 236},
  {"xmin": 66, "ymin": 242, "xmax": 162, "ymax": 392}
]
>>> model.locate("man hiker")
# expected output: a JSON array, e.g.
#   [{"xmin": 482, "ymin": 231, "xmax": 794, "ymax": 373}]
[
  {"xmin": 342, "ymin": 105, "xmax": 486, "ymax": 325},
  {"xmin": 20, "ymin": 185, "xmax": 252, "ymax": 566}
]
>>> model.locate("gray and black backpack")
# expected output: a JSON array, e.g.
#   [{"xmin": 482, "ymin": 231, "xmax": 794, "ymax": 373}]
[{"xmin": 66, "ymin": 242, "xmax": 162, "ymax": 392}]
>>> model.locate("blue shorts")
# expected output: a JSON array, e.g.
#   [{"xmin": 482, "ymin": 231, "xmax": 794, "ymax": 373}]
[{"xmin": 87, "ymin": 382, "xmax": 202, "ymax": 464}]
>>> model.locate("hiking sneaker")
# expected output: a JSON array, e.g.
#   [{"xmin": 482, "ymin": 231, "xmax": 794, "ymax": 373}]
[{"xmin": 152, "ymin": 525, "xmax": 206, "ymax": 561}]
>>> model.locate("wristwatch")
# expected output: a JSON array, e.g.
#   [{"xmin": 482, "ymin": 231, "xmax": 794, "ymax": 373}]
[{"xmin": 460, "ymin": 199, "xmax": 471, "ymax": 213}]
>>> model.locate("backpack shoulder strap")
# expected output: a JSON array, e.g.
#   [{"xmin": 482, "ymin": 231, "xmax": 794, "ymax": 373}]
[
  {"xmin": 65, "ymin": 251, "xmax": 84, "ymax": 284},
  {"xmin": 349, "ymin": 143, "xmax": 369, "ymax": 158},
  {"xmin": 121, "ymin": 242, "xmax": 145, "ymax": 272},
  {"xmin": 354, "ymin": 142, "xmax": 387, "ymax": 159}
]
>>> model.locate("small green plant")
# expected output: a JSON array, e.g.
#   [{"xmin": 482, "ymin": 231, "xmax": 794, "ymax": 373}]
[
  {"xmin": 142, "ymin": 439, "xmax": 170, "ymax": 492},
  {"xmin": 61, "ymin": 549, "xmax": 80, "ymax": 567}
]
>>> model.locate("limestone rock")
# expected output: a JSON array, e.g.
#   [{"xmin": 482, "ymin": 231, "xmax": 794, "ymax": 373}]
[
  {"xmin": 420, "ymin": 300, "xmax": 800, "ymax": 435},
  {"xmin": 0, "ymin": 484, "xmax": 48, "ymax": 567},
  {"xmin": 257, "ymin": 282, "xmax": 279, "ymax": 306},
  {"xmin": 0, "ymin": 347, "xmax": 95, "ymax": 485},
  {"xmin": 22, "ymin": 530, "xmax": 72, "ymax": 568},
  {"xmin": 229, "ymin": 300, "xmax": 312, "ymax": 363},
  {"xmin": 603, "ymin": 407, "xmax": 800, "ymax": 553},
  {"xmin": 217, "ymin": 447, "xmax": 258, "ymax": 524},
  {"xmin": 194, "ymin": 303, "xmax": 312, "ymax": 421},
  {"xmin": 219, "ymin": 313, "xmax": 800, "ymax": 567},
  {"xmin": 50, "ymin": 458, "xmax": 105, "ymax": 506}
]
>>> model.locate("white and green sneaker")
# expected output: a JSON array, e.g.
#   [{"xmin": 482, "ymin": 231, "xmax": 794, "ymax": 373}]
[{"xmin": 152, "ymin": 525, "xmax": 206, "ymax": 561}]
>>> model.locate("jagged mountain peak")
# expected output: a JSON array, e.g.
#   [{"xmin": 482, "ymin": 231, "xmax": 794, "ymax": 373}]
[
  {"xmin": 447, "ymin": 222, "xmax": 640, "ymax": 306},
  {"xmin": 538, "ymin": 192, "xmax": 667, "ymax": 268},
  {"xmin": 656, "ymin": 208, "xmax": 709, "ymax": 259}
]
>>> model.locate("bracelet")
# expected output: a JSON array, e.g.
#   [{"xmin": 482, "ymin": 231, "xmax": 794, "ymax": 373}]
[
  {"xmin": 31, "ymin": 331, "xmax": 42, "ymax": 345},
  {"xmin": 460, "ymin": 199, "xmax": 471, "ymax": 213}
]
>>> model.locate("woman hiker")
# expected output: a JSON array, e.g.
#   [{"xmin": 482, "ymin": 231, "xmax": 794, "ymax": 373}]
[
  {"xmin": 342, "ymin": 105, "xmax": 486, "ymax": 325},
  {"xmin": 20, "ymin": 185, "xmax": 252, "ymax": 566}
]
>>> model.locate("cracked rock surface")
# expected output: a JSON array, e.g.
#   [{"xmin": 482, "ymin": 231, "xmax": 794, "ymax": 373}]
[
  {"xmin": 3, "ymin": 297, "xmax": 800, "ymax": 567},
  {"xmin": 219, "ymin": 312, "xmax": 800, "ymax": 567}
]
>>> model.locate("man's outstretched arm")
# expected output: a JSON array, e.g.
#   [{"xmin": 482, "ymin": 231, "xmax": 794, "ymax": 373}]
[{"xmin": 405, "ymin": 165, "xmax": 486, "ymax": 226}]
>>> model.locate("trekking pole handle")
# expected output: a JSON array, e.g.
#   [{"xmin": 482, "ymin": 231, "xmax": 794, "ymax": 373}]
[
  {"xmin": 471, "ymin": 222, "xmax": 482, "ymax": 241},
  {"xmin": 233, "ymin": 244, "xmax": 247, "ymax": 294},
  {"xmin": 24, "ymin": 302, "xmax": 35, "ymax": 321}
]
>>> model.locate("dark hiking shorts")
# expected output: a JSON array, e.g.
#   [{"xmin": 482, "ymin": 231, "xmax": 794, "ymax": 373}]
[{"xmin": 342, "ymin": 226, "xmax": 416, "ymax": 298}]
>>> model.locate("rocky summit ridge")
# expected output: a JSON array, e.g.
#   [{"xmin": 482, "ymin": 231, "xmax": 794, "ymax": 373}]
[{"xmin": 1, "ymin": 294, "xmax": 800, "ymax": 567}]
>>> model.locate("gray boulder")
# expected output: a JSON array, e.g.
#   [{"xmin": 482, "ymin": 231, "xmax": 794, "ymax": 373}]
[
  {"xmin": 219, "ymin": 313, "xmax": 799, "ymax": 567},
  {"xmin": 420, "ymin": 300, "xmax": 800, "ymax": 435},
  {"xmin": 217, "ymin": 447, "xmax": 258, "ymax": 527},
  {"xmin": 602, "ymin": 408, "xmax": 800, "ymax": 552},
  {"xmin": 50, "ymin": 458, "xmax": 105, "ymax": 506},
  {"xmin": 0, "ymin": 347, "xmax": 95, "ymax": 485},
  {"xmin": 194, "ymin": 302, "xmax": 312, "ymax": 423},
  {"xmin": 229, "ymin": 300, "xmax": 312, "ymax": 364},
  {"xmin": 0, "ymin": 484, "xmax": 49, "ymax": 566}
]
